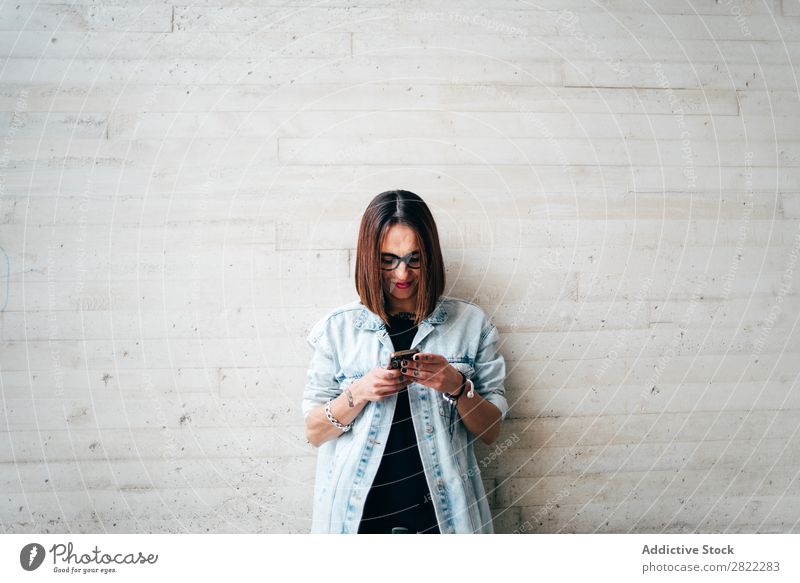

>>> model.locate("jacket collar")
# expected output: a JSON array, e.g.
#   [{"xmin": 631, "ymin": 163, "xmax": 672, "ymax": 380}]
[{"xmin": 354, "ymin": 296, "xmax": 447, "ymax": 330}]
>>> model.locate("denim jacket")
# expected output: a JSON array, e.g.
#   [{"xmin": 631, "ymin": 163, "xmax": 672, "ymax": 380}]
[{"xmin": 302, "ymin": 294, "xmax": 509, "ymax": 533}]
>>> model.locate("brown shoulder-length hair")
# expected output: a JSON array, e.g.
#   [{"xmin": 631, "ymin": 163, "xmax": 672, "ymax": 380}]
[{"xmin": 354, "ymin": 190, "xmax": 446, "ymax": 327}]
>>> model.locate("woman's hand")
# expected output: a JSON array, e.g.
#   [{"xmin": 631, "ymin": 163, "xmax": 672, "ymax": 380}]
[
  {"xmin": 398, "ymin": 353, "xmax": 462, "ymax": 395},
  {"xmin": 350, "ymin": 365, "xmax": 414, "ymax": 404}
]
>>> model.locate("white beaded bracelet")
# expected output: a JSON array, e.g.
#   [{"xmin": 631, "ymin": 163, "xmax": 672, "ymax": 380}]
[{"xmin": 324, "ymin": 399, "xmax": 353, "ymax": 432}]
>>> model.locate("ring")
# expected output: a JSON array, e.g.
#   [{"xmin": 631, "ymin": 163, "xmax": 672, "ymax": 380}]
[{"xmin": 413, "ymin": 370, "xmax": 419, "ymax": 377}]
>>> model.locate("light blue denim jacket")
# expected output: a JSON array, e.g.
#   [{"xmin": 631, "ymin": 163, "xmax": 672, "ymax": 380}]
[{"xmin": 302, "ymin": 295, "xmax": 509, "ymax": 534}]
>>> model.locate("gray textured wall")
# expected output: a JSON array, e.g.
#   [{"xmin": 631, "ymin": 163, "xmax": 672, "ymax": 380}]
[{"xmin": 2, "ymin": 0, "xmax": 799, "ymax": 533}]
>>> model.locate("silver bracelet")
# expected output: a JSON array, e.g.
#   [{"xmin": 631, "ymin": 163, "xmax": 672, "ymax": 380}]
[{"xmin": 324, "ymin": 399, "xmax": 353, "ymax": 432}]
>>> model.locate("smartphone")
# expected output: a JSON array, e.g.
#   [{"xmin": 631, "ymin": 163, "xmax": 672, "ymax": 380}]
[{"xmin": 387, "ymin": 348, "xmax": 420, "ymax": 370}]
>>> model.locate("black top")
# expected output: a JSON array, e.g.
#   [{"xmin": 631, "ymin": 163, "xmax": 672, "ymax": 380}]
[{"xmin": 357, "ymin": 312, "xmax": 440, "ymax": 534}]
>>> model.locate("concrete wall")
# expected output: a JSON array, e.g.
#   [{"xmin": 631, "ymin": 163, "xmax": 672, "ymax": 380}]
[{"xmin": 2, "ymin": 0, "xmax": 799, "ymax": 533}]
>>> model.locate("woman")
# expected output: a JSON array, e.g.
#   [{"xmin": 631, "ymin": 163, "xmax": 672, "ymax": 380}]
[{"xmin": 302, "ymin": 190, "xmax": 509, "ymax": 534}]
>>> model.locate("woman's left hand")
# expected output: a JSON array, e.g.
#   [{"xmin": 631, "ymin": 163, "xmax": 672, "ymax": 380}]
[{"xmin": 399, "ymin": 352, "xmax": 462, "ymax": 394}]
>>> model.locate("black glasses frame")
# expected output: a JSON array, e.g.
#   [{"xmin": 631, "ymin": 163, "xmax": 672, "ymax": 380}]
[{"xmin": 380, "ymin": 251, "xmax": 421, "ymax": 271}]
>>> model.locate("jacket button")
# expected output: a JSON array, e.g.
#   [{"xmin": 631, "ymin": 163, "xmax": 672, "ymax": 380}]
[{"xmin": 425, "ymin": 423, "xmax": 433, "ymax": 434}]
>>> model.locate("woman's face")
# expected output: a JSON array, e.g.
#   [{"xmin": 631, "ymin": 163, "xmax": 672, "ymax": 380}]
[{"xmin": 380, "ymin": 223, "xmax": 420, "ymax": 306}]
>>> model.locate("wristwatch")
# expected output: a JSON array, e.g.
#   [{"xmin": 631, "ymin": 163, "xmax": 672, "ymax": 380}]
[{"xmin": 442, "ymin": 371, "xmax": 474, "ymax": 404}]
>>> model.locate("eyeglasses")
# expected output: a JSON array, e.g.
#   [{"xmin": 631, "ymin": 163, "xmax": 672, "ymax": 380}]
[{"xmin": 380, "ymin": 251, "xmax": 421, "ymax": 271}]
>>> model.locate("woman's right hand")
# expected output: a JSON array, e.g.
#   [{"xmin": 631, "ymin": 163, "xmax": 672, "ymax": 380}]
[{"xmin": 351, "ymin": 365, "xmax": 413, "ymax": 403}]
